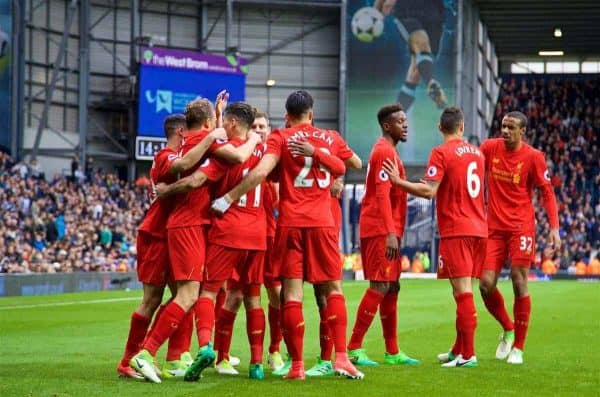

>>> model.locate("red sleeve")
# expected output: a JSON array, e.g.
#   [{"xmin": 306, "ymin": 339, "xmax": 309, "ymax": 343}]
[
  {"xmin": 313, "ymin": 149, "xmax": 346, "ymax": 177},
  {"xmin": 331, "ymin": 131, "xmax": 354, "ymax": 161},
  {"xmin": 265, "ymin": 131, "xmax": 283, "ymax": 158},
  {"xmin": 540, "ymin": 183, "xmax": 559, "ymax": 229},
  {"xmin": 198, "ymin": 157, "xmax": 227, "ymax": 182},
  {"xmin": 479, "ymin": 139, "xmax": 493, "ymax": 158},
  {"xmin": 531, "ymin": 150, "xmax": 551, "ymax": 188},
  {"xmin": 371, "ymin": 147, "xmax": 395, "ymax": 233},
  {"xmin": 155, "ymin": 151, "xmax": 178, "ymax": 179},
  {"xmin": 423, "ymin": 148, "xmax": 445, "ymax": 182},
  {"xmin": 209, "ymin": 138, "xmax": 229, "ymax": 153}
]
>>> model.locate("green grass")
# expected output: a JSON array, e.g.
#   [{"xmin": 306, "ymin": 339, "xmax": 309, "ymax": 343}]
[{"xmin": 1, "ymin": 280, "xmax": 598, "ymax": 397}]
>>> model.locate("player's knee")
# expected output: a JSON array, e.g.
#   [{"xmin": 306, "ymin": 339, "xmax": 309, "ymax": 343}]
[
  {"xmin": 370, "ymin": 281, "xmax": 389, "ymax": 295},
  {"xmin": 389, "ymin": 281, "xmax": 400, "ymax": 294},
  {"xmin": 409, "ymin": 30, "xmax": 431, "ymax": 52},
  {"xmin": 479, "ymin": 281, "xmax": 493, "ymax": 296}
]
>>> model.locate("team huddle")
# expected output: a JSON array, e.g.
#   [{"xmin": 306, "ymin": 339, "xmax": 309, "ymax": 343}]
[{"xmin": 117, "ymin": 89, "xmax": 560, "ymax": 383}]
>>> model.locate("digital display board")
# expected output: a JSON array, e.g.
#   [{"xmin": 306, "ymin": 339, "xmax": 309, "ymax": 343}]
[{"xmin": 136, "ymin": 47, "xmax": 247, "ymax": 159}]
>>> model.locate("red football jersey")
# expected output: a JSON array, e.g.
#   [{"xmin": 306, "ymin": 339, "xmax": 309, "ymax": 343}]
[
  {"xmin": 138, "ymin": 147, "xmax": 179, "ymax": 238},
  {"xmin": 423, "ymin": 138, "xmax": 487, "ymax": 238},
  {"xmin": 330, "ymin": 130, "xmax": 354, "ymax": 162},
  {"xmin": 480, "ymin": 138, "xmax": 551, "ymax": 232},
  {"xmin": 166, "ymin": 130, "xmax": 223, "ymax": 229},
  {"xmin": 360, "ymin": 138, "xmax": 407, "ymax": 238},
  {"xmin": 264, "ymin": 181, "xmax": 278, "ymax": 238},
  {"xmin": 265, "ymin": 123, "xmax": 345, "ymax": 228},
  {"xmin": 203, "ymin": 138, "xmax": 266, "ymax": 250}
]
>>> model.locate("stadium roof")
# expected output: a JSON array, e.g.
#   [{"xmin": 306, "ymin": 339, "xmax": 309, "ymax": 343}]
[{"xmin": 475, "ymin": 0, "xmax": 600, "ymax": 59}]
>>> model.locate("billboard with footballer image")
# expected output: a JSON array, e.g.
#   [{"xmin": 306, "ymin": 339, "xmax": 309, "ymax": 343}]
[{"xmin": 346, "ymin": 0, "xmax": 457, "ymax": 164}]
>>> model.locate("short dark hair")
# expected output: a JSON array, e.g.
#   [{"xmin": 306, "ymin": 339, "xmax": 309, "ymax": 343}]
[
  {"xmin": 163, "ymin": 114, "xmax": 186, "ymax": 138},
  {"xmin": 184, "ymin": 98, "xmax": 214, "ymax": 129},
  {"xmin": 223, "ymin": 102, "xmax": 256, "ymax": 129},
  {"xmin": 254, "ymin": 108, "xmax": 269, "ymax": 123},
  {"xmin": 505, "ymin": 111, "xmax": 528, "ymax": 128},
  {"xmin": 377, "ymin": 104, "xmax": 404, "ymax": 127},
  {"xmin": 439, "ymin": 107, "xmax": 464, "ymax": 133},
  {"xmin": 285, "ymin": 90, "xmax": 313, "ymax": 117}
]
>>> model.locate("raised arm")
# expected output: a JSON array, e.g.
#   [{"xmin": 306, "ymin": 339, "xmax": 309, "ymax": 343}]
[
  {"xmin": 168, "ymin": 129, "xmax": 226, "ymax": 175},
  {"xmin": 345, "ymin": 152, "xmax": 363, "ymax": 170}
]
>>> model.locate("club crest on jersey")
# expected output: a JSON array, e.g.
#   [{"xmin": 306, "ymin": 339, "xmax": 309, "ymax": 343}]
[
  {"xmin": 513, "ymin": 173, "xmax": 521, "ymax": 184},
  {"xmin": 427, "ymin": 166, "xmax": 437, "ymax": 177},
  {"xmin": 379, "ymin": 169, "xmax": 389, "ymax": 181}
]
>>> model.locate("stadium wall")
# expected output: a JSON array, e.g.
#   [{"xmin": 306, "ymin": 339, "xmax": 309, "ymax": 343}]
[
  {"xmin": 22, "ymin": 1, "xmax": 340, "ymax": 178},
  {"xmin": 0, "ymin": 272, "xmax": 141, "ymax": 297}
]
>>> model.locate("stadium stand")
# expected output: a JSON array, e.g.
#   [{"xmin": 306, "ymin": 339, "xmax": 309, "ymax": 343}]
[
  {"xmin": 0, "ymin": 151, "xmax": 147, "ymax": 274},
  {"xmin": 491, "ymin": 75, "xmax": 600, "ymax": 273}
]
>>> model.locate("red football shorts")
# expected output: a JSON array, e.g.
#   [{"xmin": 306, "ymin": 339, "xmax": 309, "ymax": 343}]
[
  {"xmin": 276, "ymin": 226, "xmax": 342, "ymax": 283},
  {"xmin": 203, "ymin": 244, "xmax": 265, "ymax": 292},
  {"xmin": 136, "ymin": 231, "xmax": 169, "ymax": 287},
  {"xmin": 167, "ymin": 226, "xmax": 207, "ymax": 282},
  {"xmin": 484, "ymin": 228, "xmax": 536, "ymax": 272},
  {"xmin": 263, "ymin": 235, "xmax": 281, "ymax": 288},
  {"xmin": 438, "ymin": 236, "xmax": 487, "ymax": 279},
  {"xmin": 360, "ymin": 236, "xmax": 401, "ymax": 281}
]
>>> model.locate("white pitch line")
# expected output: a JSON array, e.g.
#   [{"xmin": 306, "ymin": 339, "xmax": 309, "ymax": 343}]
[{"xmin": 0, "ymin": 296, "xmax": 140, "ymax": 311}]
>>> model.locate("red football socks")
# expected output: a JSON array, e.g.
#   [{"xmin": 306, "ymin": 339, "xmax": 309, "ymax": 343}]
[
  {"xmin": 215, "ymin": 289, "xmax": 226, "ymax": 320},
  {"xmin": 166, "ymin": 308, "xmax": 194, "ymax": 361},
  {"xmin": 451, "ymin": 318, "xmax": 462, "ymax": 356},
  {"xmin": 455, "ymin": 292, "xmax": 477, "ymax": 359},
  {"xmin": 282, "ymin": 301, "xmax": 304, "ymax": 362},
  {"xmin": 267, "ymin": 304, "xmax": 282, "ymax": 354},
  {"xmin": 195, "ymin": 297, "xmax": 215, "ymax": 347},
  {"xmin": 513, "ymin": 295, "xmax": 531, "ymax": 350},
  {"xmin": 326, "ymin": 293, "xmax": 348, "ymax": 355},
  {"xmin": 120, "ymin": 311, "xmax": 151, "ymax": 366},
  {"xmin": 348, "ymin": 288, "xmax": 384, "ymax": 350},
  {"xmin": 380, "ymin": 292, "xmax": 399, "ymax": 355},
  {"xmin": 143, "ymin": 301, "xmax": 186, "ymax": 356},
  {"xmin": 214, "ymin": 308, "xmax": 237, "ymax": 363},
  {"xmin": 247, "ymin": 308, "xmax": 266, "ymax": 364},
  {"xmin": 319, "ymin": 309, "xmax": 334, "ymax": 361},
  {"xmin": 483, "ymin": 288, "xmax": 515, "ymax": 331}
]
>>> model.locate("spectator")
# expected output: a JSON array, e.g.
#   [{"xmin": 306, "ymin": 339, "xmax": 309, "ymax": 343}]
[{"xmin": 0, "ymin": 151, "xmax": 146, "ymax": 274}]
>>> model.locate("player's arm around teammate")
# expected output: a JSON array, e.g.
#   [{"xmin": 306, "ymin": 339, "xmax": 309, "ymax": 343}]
[{"xmin": 384, "ymin": 107, "xmax": 486, "ymax": 368}]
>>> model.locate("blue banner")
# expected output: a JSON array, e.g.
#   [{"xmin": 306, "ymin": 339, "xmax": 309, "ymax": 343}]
[
  {"xmin": 137, "ymin": 48, "xmax": 247, "ymax": 138},
  {"xmin": 0, "ymin": 0, "xmax": 12, "ymax": 151}
]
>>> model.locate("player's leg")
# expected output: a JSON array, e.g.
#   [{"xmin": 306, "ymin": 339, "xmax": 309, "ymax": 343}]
[
  {"xmin": 163, "ymin": 282, "xmax": 195, "ymax": 378},
  {"xmin": 439, "ymin": 238, "xmax": 478, "ymax": 368},
  {"xmin": 265, "ymin": 283, "xmax": 285, "ymax": 371},
  {"xmin": 347, "ymin": 280, "xmax": 387, "ymax": 366},
  {"xmin": 244, "ymin": 284, "xmax": 266, "ymax": 380},
  {"xmin": 214, "ymin": 284, "xmax": 242, "ymax": 375},
  {"xmin": 408, "ymin": 28, "xmax": 447, "ymax": 108},
  {"xmin": 281, "ymin": 277, "xmax": 306, "ymax": 380},
  {"xmin": 480, "ymin": 234, "xmax": 515, "ymax": 359},
  {"xmin": 379, "ymin": 280, "xmax": 419, "ymax": 365},
  {"xmin": 508, "ymin": 265, "xmax": 530, "ymax": 365},
  {"xmin": 397, "ymin": 57, "xmax": 420, "ymax": 111},
  {"xmin": 132, "ymin": 279, "xmax": 200, "ymax": 383},
  {"xmin": 304, "ymin": 284, "xmax": 335, "ymax": 377},
  {"xmin": 118, "ymin": 283, "xmax": 164, "ymax": 379},
  {"xmin": 264, "ymin": 234, "xmax": 285, "ymax": 371},
  {"xmin": 441, "ymin": 276, "xmax": 478, "ymax": 368}
]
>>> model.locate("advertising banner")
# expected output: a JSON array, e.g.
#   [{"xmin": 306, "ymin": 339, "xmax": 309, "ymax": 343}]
[
  {"xmin": 137, "ymin": 47, "xmax": 247, "ymax": 141},
  {"xmin": 346, "ymin": 0, "xmax": 457, "ymax": 164}
]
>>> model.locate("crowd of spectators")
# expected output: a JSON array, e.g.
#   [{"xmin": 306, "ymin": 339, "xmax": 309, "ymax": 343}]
[
  {"xmin": 491, "ymin": 75, "xmax": 600, "ymax": 274},
  {"xmin": 0, "ymin": 151, "xmax": 149, "ymax": 274}
]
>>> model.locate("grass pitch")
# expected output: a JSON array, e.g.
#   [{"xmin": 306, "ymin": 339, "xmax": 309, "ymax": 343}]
[{"xmin": 1, "ymin": 280, "xmax": 598, "ymax": 397}]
